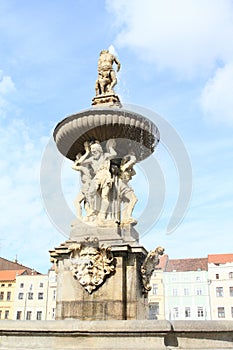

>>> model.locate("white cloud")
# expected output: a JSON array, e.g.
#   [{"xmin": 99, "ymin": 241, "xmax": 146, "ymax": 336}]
[
  {"xmin": 200, "ymin": 63, "xmax": 233, "ymax": 126},
  {"xmin": 0, "ymin": 71, "xmax": 16, "ymax": 118},
  {"xmin": 0, "ymin": 71, "xmax": 15, "ymax": 94},
  {"xmin": 106, "ymin": 0, "xmax": 233, "ymax": 77}
]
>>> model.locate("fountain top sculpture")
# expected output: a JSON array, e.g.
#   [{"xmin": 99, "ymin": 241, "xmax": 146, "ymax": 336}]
[{"xmin": 54, "ymin": 49, "xmax": 159, "ymax": 162}]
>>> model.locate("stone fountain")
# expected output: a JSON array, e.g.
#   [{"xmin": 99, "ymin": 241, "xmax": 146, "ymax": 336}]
[{"xmin": 50, "ymin": 49, "xmax": 164, "ymax": 320}]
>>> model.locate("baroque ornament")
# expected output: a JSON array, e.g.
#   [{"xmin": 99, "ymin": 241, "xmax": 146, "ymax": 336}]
[
  {"xmin": 69, "ymin": 237, "xmax": 116, "ymax": 294},
  {"xmin": 141, "ymin": 246, "xmax": 164, "ymax": 293}
]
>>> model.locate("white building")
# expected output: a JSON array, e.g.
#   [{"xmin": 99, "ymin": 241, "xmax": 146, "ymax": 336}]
[
  {"xmin": 12, "ymin": 268, "xmax": 57, "ymax": 320},
  {"xmin": 208, "ymin": 254, "xmax": 233, "ymax": 320},
  {"xmin": 163, "ymin": 258, "xmax": 211, "ymax": 321}
]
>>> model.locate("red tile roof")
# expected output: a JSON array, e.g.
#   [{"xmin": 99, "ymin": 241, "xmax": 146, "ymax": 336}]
[
  {"xmin": 0, "ymin": 269, "xmax": 27, "ymax": 281},
  {"xmin": 208, "ymin": 254, "xmax": 233, "ymax": 264},
  {"xmin": 165, "ymin": 258, "xmax": 208, "ymax": 272},
  {"xmin": 154, "ymin": 254, "xmax": 169, "ymax": 271},
  {"xmin": 0, "ymin": 257, "xmax": 40, "ymax": 275}
]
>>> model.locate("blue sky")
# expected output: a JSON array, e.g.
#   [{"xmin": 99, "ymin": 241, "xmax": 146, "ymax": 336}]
[{"xmin": 0, "ymin": 0, "xmax": 233, "ymax": 273}]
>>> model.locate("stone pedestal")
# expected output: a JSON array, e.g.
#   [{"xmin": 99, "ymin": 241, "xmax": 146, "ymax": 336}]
[
  {"xmin": 52, "ymin": 241, "xmax": 148, "ymax": 320},
  {"xmin": 92, "ymin": 93, "xmax": 122, "ymax": 107}
]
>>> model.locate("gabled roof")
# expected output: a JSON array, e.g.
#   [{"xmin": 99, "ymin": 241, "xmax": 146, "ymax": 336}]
[
  {"xmin": 0, "ymin": 257, "xmax": 40, "ymax": 275},
  {"xmin": 208, "ymin": 254, "xmax": 233, "ymax": 264},
  {"xmin": 0, "ymin": 269, "xmax": 27, "ymax": 281},
  {"xmin": 165, "ymin": 258, "xmax": 208, "ymax": 272}
]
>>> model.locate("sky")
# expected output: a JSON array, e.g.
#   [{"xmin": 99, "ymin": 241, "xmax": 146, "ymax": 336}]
[{"xmin": 0, "ymin": 0, "xmax": 233, "ymax": 273}]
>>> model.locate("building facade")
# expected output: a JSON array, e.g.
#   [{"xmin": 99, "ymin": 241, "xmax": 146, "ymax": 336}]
[
  {"xmin": 208, "ymin": 254, "xmax": 233, "ymax": 320},
  {"xmin": 0, "ymin": 270, "xmax": 23, "ymax": 320},
  {"xmin": 12, "ymin": 269, "xmax": 57, "ymax": 320},
  {"xmin": 149, "ymin": 257, "xmax": 211, "ymax": 321},
  {"xmin": 0, "ymin": 257, "xmax": 40, "ymax": 320}
]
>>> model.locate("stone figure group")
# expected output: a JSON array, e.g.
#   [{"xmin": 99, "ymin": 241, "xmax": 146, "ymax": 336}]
[{"xmin": 72, "ymin": 139, "xmax": 137, "ymax": 226}]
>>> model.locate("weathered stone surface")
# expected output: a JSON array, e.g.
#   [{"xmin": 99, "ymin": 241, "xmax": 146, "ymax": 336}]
[
  {"xmin": 69, "ymin": 221, "xmax": 139, "ymax": 244},
  {"xmin": 0, "ymin": 320, "xmax": 233, "ymax": 349},
  {"xmin": 54, "ymin": 244, "xmax": 148, "ymax": 320}
]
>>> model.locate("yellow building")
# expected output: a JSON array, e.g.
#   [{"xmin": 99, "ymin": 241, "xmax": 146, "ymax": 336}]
[
  {"xmin": 148, "ymin": 254, "xmax": 168, "ymax": 320},
  {"xmin": 0, "ymin": 257, "xmax": 41, "ymax": 320},
  {"xmin": 0, "ymin": 270, "xmax": 26, "ymax": 320}
]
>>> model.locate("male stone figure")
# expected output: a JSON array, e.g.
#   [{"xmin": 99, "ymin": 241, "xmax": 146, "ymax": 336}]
[
  {"xmin": 95, "ymin": 49, "xmax": 121, "ymax": 95},
  {"xmin": 72, "ymin": 139, "xmax": 117, "ymax": 223}
]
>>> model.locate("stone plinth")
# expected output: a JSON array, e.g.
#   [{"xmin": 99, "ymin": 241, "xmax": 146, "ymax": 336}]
[
  {"xmin": 54, "ymin": 243, "xmax": 148, "ymax": 320},
  {"xmin": 92, "ymin": 93, "xmax": 122, "ymax": 107},
  {"xmin": 70, "ymin": 220, "xmax": 139, "ymax": 245}
]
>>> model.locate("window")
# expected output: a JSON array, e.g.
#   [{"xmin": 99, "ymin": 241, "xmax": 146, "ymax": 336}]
[
  {"xmin": 26, "ymin": 311, "xmax": 32, "ymax": 320},
  {"xmin": 53, "ymin": 290, "xmax": 56, "ymax": 301},
  {"xmin": 8, "ymin": 284, "xmax": 12, "ymax": 287},
  {"xmin": 20, "ymin": 283, "xmax": 24, "ymax": 288},
  {"xmin": 7, "ymin": 292, "xmax": 11, "ymax": 301},
  {"xmin": 0, "ymin": 310, "xmax": 2, "ymax": 319},
  {"xmin": 36, "ymin": 311, "xmax": 42, "ymax": 320},
  {"xmin": 173, "ymin": 307, "xmax": 179, "ymax": 319},
  {"xmin": 172, "ymin": 288, "xmax": 178, "ymax": 296},
  {"xmin": 230, "ymin": 287, "xmax": 233, "ymax": 297},
  {"xmin": 152, "ymin": 284, "xmax": 158, "ymax": 295},
  {"xmin": 18, "ymin": 293, "xmax": 24, "ymax": 300},
  {"xmin": 38, "ymin": 292, "xmax": 43, "ymax": 300},
  {"xmin": 148, "ymin": 303, "xmax": 159, "ymax": 320},
  {"xmin": 196, "ymin": 288, "xmax": 203, "ymax": 296},
  {"xmin": 28, "ymin": 292, "xmax": 33, "ymax": 300},
  {"xmin": 52, "ymin": 308, "xmax": 55, "ymax": 319},
  {"xmin": 185, "ymin": 307, "xmax": 191, "ymax": 318},
  {"xmin": 39, "ymin": 282, "xmax": 43, "ymax": 288},
  {"xmin": 218, "ymin": 307, "xmax": 225, "ymax": 318},
  {"xmin": 216, "ymin": 287, "xmax": 224, "ymax": 297},
  {"xmin": 0, "ymin": 292, "xmax": 4, "ymax": 300},
  {"xmin": 196, "ymin": 276, "xmax": 201, "ymax": 281},
  {"xmin": 1, "ymin": 284, "xmax": 5, "ymax": 287},
  {"xmin": 229, "ymin": 272, "xmax": 233, "ymax": 279},
  {"xmin": 4, "ymin": 310, "xmax": 9, "ymax": 319},
  {"xmin": 16, "ymin": 311, "xmax": 22, "ymax": 320},
  {"xmin": 231, "ymin": 307, "xmax": 233, "ymax": 318},
  {"xmin": 216, "ymin": 274, "xmax": 219, "ymax": 279},
  {"xmin": 197, "ymin": 307, "xmax": 204, "ymax": 318},
  {"xmin": 184, "ymin": 288, "xmax": 189, "ymax": 296}
]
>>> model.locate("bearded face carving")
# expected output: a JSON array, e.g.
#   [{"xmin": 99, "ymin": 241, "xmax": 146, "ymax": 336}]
[{"xmin": 70, "ymin": 238, "xmax": 116, "ymax": 294}]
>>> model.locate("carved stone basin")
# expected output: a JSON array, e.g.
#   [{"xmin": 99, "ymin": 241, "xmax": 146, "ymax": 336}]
[{"xmin": 53, "ymin": 107, "xmax": 160, "ymax": 162}]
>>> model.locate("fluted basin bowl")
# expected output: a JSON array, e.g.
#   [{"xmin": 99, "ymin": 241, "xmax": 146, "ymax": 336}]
[{"xmin": 53, "ymin": 107, "xmax": 160, "ymax": 162}]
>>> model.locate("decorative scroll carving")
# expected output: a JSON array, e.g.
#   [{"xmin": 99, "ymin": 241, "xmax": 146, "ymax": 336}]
[
  {"xmin": 141, "ymin": 246, "xmax": 164, "ymax": 293},
  {"xmin": 69, "ymin": 237, "xmax": 116, "ymax": 294}
]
